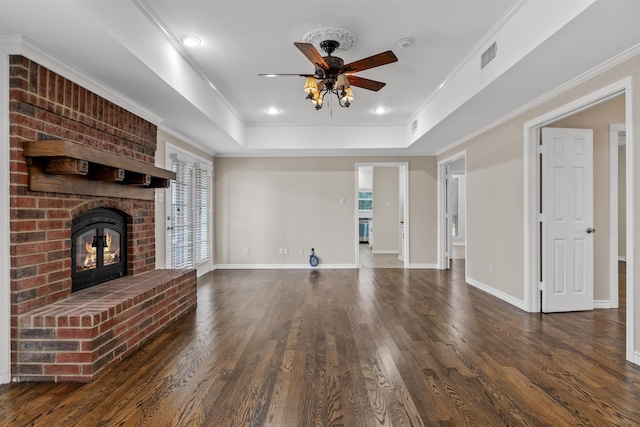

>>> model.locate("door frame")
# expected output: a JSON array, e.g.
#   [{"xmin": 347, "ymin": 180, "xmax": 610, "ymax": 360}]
[
  {"xmin": 523, "ymin": 77, "xmax": 635, "ymax": 363},
  {"xmin": 437, "ymin": 151, "xmax": 467, "ymax": 270},
  {"xmin": 609, "ymin": 123, "xmax": 626, "ymax": 309},
  {"xmin": 355, "ymin": 162, "xmax": 409, "ymax": 269},
  {"xmin": 0, "ymin": 47, "xmax": 11, "ymax": 384}
]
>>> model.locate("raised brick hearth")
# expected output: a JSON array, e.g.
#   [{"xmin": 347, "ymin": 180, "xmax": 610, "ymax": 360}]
[
  {"xmin": 8, "ymin": 55, "xmax": 196, "ymax": 382},
  {"xmin": 16, "ymin": 270, "xmax": 197, "ymax": 382}
]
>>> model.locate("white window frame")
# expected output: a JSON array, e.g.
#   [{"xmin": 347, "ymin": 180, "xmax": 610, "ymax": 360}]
[
  {"xmin": 358, "ymin": 190, "xmax": 373, "ymax": 211},
  {"xmin": 165, "ymin": 144, "xmax": 213, "ymax": 276}
]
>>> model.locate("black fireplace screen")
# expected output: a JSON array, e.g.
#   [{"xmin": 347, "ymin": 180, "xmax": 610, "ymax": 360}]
[{"xmin": 71, "ymin": 208, "xmax": 127, "ymax": 292}]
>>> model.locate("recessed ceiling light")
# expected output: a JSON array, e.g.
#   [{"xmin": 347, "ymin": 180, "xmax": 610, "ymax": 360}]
[
  {"xmin": 262, "ymin": 74, "xmax": 278, "ymax": 78},
  {"xmin": 372, "ymin": 107, "xmax": 388, "ymax": 114},
  {"xmin": 180, "ymin": 35, "xmax": 201, "ymax": 47},
  {"xmin": 265, "ymin": 107, "xmax": 280, "ymax": 115}
]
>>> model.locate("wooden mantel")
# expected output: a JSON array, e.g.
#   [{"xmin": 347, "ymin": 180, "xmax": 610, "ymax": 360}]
[{"xmin": 23, "ymin": 140, "xmax": 176, "ymax": 200}]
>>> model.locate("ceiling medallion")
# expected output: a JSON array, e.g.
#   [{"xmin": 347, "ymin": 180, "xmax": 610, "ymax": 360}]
[{"xmin": 302, "ymin": 27, "xmax": 358, "ymax": 52}]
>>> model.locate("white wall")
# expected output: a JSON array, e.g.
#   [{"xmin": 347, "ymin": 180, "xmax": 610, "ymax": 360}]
[
  {"xmin": 372, "ymin": 167, "xmax": 400, "ymax": 254},
  {"xmin": 215, "ymin": 156, "xmax": 438, "ymax": 268},
  {"xmin": 438, "ymin": 52, "xmax": 640, "ymax": 361},
  {"xmin": 358, "ymin": 166, "xmax": 373, "ymax": 190},
  {"xmin": 440, "ymin": 78, "xmax": 628, "ymax": 303}
]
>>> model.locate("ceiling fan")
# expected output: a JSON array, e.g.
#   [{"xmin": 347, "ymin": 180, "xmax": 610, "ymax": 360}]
[{"xmin": 260, "ymin": 40, "xmax": 398, "ymax": 110}]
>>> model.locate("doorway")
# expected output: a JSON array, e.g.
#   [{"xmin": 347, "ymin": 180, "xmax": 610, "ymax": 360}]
[
  {"xmin": 524, "ymin": 78, "xmax": 635, "ymax": 363},
  {"xmin": 355, "ymin": 162, "xmax": 409, "ymax": 268},
  {"xmin": 438, "ymin": 152, "xmax": 467, "ymax": 271}
]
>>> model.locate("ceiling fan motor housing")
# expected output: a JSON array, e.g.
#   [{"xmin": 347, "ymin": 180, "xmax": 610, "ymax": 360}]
[
  {"xmin": 320, "ymin": 40, "xmax": 340, "ymax": 55},
  {"xmin": 323, "ymin": 56, "xmax": 344, "ymax": 74}
]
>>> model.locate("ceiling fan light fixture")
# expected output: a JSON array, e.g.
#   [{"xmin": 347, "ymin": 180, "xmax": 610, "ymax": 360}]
[
  {"xmin": 312, "ymin": 91, "xmax": 324, "ymax": 109},
  {"xmin": 304, "ymin": 77, "xmax": 318, "ymax": 94},
  {"xmin": 336, "ymin": 74, "xmax": 349, "ymax": 90},
  {"xmin": 262, "ymin": 36, "xmax": 397, "ymax": 112},
  {"xmin": 341, "ymin": 87, "xmax": 354, "ymax": 104}
]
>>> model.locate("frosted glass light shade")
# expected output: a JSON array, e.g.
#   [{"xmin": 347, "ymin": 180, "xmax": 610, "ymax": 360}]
[
  {"xmin": 304, "ymin": 77, "xmax": 318, "ymax": 94},
  {"xmin": 342, "ymin": 87, "xmax": 354, "ymax": 102}
]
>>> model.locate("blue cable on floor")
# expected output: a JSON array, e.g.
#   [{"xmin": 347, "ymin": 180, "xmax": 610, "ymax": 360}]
[{"xmin": 309, "ymin": 248, "xmax": 319, "ymax": 267}]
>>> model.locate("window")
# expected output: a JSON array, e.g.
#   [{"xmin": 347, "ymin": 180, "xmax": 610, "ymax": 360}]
[
  {"xmin": 168, "ymin": 151, "xmax": 212, "ymax": 271},
  {"xmin": 358, "ymin": 191, "xmax": 373, "ymax": 210},
  {"xmin": 194, "ymin": 166, "xmax": 211, "ymax": 264}
]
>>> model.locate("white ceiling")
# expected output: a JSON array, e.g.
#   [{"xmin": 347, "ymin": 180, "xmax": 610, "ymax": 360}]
[{"xmin": 2, "ymin": 0, "xmax": 640, "ymax": 156}]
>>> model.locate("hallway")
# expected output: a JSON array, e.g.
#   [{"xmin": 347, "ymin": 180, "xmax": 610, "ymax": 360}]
[{"xmin": 358, "ymin": 242, "xmax": 403, "ymax": 269}]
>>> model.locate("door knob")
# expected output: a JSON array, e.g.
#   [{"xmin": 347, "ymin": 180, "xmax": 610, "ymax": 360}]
[{"xmin": 587, "ymin": 227, "xmax": 596, "ymax": 233}]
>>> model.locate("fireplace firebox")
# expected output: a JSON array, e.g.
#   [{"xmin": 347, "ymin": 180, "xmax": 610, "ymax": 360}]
[{"xmin": 71, "ymin": 208, "xmax": 128, "ymax": 292}]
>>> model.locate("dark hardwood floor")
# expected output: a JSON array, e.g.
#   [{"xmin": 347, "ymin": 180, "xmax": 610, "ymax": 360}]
[{"xmin": 1, "ymin": 261, "xmax": 639, "ymax": 426}]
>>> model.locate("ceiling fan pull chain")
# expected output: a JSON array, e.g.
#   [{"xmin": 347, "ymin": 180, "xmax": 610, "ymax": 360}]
[{"xmin": 330, "ymin": 95, "xmax": 333, "ymax": 119}]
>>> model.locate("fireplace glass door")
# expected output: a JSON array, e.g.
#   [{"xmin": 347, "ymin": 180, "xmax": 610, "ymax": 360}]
[
  {"xmin": 74, "ymin": 227, "xmax": 121, "ymax": 272},
  {"xmin": 71, "ymin": 208, "xmax": 127, "ymax": 292}
]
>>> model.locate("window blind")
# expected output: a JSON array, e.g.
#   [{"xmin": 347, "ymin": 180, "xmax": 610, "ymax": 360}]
[
  {"xmin": 171, "ymin": 158, "xmax": 193, "ymax": 269},
  {"xmin": 194, "ymin": 167, "xmax": 211, "ymax": 264}
]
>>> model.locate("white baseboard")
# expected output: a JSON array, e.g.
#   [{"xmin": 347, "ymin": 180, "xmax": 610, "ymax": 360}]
[
  {"xmin": 466, "ymin": 277, "xmax": 527, "ymax": 311},
  {"xmin": 372, "ymin": 250, "xmax": 399, "ymax": 255},
  {"xmin": 408, "ymin": 263, "xmax": 438, "ymax": 269},
  {"xmin": 594, "ymin": 300, "xmax": 611, "ymax": 309},
  {"xmin": 214, "ymin": 263, "xmax": 357, "ymax": 270},
  {"xmin": 634, "ymin": 351, "xmax": 640, "ymax": 366},
  {"xmin": 618, "ymin": 256, "xmax": 627, "ymax": 262}
]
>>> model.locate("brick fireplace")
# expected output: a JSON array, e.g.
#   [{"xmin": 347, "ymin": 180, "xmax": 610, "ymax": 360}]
[{"xmin": 8, "ymin": 56, "xmax": 196, "ymax": 382}]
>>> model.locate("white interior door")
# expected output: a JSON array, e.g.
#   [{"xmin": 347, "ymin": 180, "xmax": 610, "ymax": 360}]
[{"xmin": 542, "ymin": 127, "xmax": 594, "ymax": 312}]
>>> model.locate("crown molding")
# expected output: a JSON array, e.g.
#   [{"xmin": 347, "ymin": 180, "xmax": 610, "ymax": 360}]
[
  {"xmin": 130, "ymin": 0, "xmax": 245, "ymax": 126},
  {"xmin": 0, "ymin": 35, "xmax": 164, "ymax": 125},
  {"xmin": 436, "ymin": 42, "xmax": 640, "ymax": 156},
  {"xmin": 411, "ymin": 0, "xmax": 527, "ymax": 125}
]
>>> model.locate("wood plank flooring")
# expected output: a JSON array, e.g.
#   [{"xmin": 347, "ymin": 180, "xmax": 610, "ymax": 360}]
[
  {"xmin": 358, "ymin": 243, "xmax": 403, "ymax": 269},
  {"xmin": 1, "ymin": 261, "xmax": 639, "ymax": 426}
]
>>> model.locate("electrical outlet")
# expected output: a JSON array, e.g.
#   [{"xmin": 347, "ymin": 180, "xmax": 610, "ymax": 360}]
[
  {"xmin": 284, "ymin": 248, "xmax": 288, "ymax": 255},
  {"xmin": 489, "ymin": 264, "xmax": 494, "ymax": 274},
  {"xmin": 242, "ymin": 248, "xmax": 250, "ymax": 255},
  {"xmin": 279, "ymin": 248, "xmax": 284, "ymax": 255},
  {"xmin": 299, "ymin": 248, "xmax": 304, "ymax": 255}
]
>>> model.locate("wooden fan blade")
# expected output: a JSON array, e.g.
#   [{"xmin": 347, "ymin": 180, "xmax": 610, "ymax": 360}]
[
  {"xmin": 258, "ymin": 73, "xmax": 315, "ymax": 77},
  {"xmin": 347, "ymin": 75, "xmax": 386, "ymax": 92},
  {"xmin": 294, "ymin": 42, "xmax": 329, "ymax": 70},
  {"xmin": 341, "ymin": 51, "xmax": 398, "ymax": 74}
]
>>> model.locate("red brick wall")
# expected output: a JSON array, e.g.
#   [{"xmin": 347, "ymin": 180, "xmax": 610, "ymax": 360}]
[
  {"xmin": 16, "ymin": 269, "xmax": 197, "ymax": 382},
  {"xmin": 8, "ymin": 56, "xmax": 159, "ymax": 375}
]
